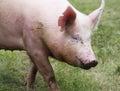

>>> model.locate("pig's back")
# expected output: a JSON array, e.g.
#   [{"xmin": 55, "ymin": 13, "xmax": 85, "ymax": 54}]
[{"xmin": 0, "ymin": 0, "xmax": 71, "ymax": 50}]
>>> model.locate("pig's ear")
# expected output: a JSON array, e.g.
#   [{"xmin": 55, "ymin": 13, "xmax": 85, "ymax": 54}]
[
  {"xmin": 58, "ymin": 6, "xmax": 76, "ymax": 31},
  {"xmin": 88, "ymin": 0, "xmax": 105, "ymax": 29}
]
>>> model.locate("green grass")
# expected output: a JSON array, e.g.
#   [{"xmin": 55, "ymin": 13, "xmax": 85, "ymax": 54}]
[{"xmin": 0, "ymin": 0, "xmax": 120, "ymax": 91}]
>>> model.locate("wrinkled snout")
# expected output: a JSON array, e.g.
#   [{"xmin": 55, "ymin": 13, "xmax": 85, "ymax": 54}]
[{"xmin": 80, "ymin": 60, "xmax": 98, "ymax": 70}]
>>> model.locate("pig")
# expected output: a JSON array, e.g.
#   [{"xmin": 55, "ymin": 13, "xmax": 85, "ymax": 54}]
[{"xmin": 0, "ymin": 0, "xmax": 105, "ymax": 91}]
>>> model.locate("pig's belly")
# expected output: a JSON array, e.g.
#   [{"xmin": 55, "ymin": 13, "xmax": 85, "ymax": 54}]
[{"xmin": 0, "ymin": 28, "xmax": 24, "ymax": 50}]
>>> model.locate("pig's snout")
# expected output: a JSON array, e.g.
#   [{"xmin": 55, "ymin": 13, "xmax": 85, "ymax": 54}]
[
  {"xmin": 80, "ymin": 60, "xmax": 98, "ymax": 70},
  {"xmin": 76, "ymin": 57, "xmax": 98, "ymax": 70}
]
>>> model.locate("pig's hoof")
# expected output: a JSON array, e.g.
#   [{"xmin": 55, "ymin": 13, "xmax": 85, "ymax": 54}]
[
  {"xmin": 24, "ymin": 81, "xmax": 35, "ymax": 91},
  {"xmin": 26, "ymin": 85, "xmax": 35, "ymax": 91}
]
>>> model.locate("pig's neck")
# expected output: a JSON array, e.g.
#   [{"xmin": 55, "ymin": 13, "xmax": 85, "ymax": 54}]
[{"xmin": 41, "ymin": 26, "xmax": 64, "ymax": 61}]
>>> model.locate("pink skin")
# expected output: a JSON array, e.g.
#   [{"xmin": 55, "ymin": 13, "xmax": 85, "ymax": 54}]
[{"xmin": 0, "ymin": 0, "xmax": 104, "ymax": 91}]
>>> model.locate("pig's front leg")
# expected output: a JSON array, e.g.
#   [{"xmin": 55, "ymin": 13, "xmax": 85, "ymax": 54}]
[
  {"xmin": 26, "ymin": 61, "xmax": 38, "ymax": 90},
  {"xmin": 23, "ymin": 29, "xmax": 60, "ymax": 91}
]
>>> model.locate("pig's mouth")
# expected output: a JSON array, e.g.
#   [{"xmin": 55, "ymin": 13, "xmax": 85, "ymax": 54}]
[{"xmin": 76, "ymin": 57, "xmax": 98, "ymax": 70}]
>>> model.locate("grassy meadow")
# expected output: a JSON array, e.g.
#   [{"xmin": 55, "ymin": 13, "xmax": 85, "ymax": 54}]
[{"xmin": 0, "ymin": 0, "xmax": 120, "ymax": 91}]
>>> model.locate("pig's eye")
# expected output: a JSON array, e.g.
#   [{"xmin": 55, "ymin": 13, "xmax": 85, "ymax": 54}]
[
  {"xmin": 72, "ymin": 36, "xmax": 78, "ymax": 40},
  {"xmin": 72, "ymin": 34, "xmax": 84, "ymax": 44},
  {"xmin": 72, "ymin": 34, "xmax": 79, "ymax": 40}
]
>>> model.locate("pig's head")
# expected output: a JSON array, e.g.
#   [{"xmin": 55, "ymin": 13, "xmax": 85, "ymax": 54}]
[{"xmin": 57, "ymin": 0, "xmax": 105, "ymax": 69}]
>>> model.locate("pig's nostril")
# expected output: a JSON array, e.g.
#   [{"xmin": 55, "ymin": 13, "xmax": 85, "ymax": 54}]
[
  {"xmin": 90, "ymin": 60, "xmax": 98, "ymax": 67},
  {"xmin": 77, "ymin": 56, "xmax": 98, "ymax": 70},
  {"xmin": 79, "ymin": 60, "xmax": 98, "ymax": 70}
]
